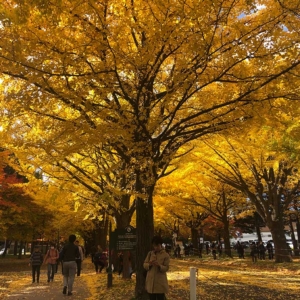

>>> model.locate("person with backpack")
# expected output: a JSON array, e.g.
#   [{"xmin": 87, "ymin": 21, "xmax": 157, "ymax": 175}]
[
  {"xmin": 43, "ymin": 243, "xmax": 59, "ymax": 282},
  {"xmin": 29, "ymin": 245, "xmax": 43, "ymax": 284},
  {"xmin": 75, "ymin": 240, "xmax": 84, "ymax": 277},
  {"xmin": 59, "ymin": 234, "xmax": 80, "ymax": 296}
]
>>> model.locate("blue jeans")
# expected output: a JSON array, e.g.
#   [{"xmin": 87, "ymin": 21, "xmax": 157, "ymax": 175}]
[{"xmin": 47, "ymin": 263, "xmax": 56, "ymax": 281}]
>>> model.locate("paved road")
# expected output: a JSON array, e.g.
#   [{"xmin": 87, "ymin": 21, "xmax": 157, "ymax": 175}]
[{"xmin": 3, "ymin": 264, "xmax": 94, "ymax": 300}]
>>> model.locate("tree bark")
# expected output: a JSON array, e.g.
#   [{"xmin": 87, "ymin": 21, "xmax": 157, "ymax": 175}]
[
  {"xmin": 191, "ymin": 228, "xmax": 199, "ymax": 252},
  {"xmin": 115, "ymin": 211, "xmax": 134, "ymax": 279},
  {"xmin": 1, "ymin": 239, "xmax": 9, "ymax": 257},
  {"xmin": 269, "ymin": 221, "xmax": 292, "ymax": 263},
  {"xmin": 222, "ymin": 219, "xmax": 232, "ymax": 257},
  {"xmin": 14, "ymin": 241, "xmax": 18, "ymax": 256},
  {"xmin": 135, "ymin": 171, "xmax": 154, "ymax": 300},
  {"xmin": 102, "ymin": 215, "xmax": 109, "ymax": 250},
  {"xmin": 296, "ymin": 217, "xmax": 300, "ymax": 245},
  {"xmin": 255, "ymin": 213, "xmax": 262, "ymax": 242},
  {"xmin": 289, "ymin": 219, "xmax": 299, "ymax": 256}
]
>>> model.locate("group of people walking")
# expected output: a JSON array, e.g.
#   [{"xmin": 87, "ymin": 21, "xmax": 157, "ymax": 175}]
[
  {"xmin": 29, "ymin": 235, "xmax": 85, "ymax": 296},
  {"xmin": 249, "ymin": 241, "xmax": 274, "ymax": 262},
  {"xmin": 28, "ymin": 234, "xmax": 170, "ymax": 300},
  {"xmin": 28, "ymin": 242, "xmax": 60, "ymax": 284},
  {"xmin": 235, "ymin": 240, "xmax": 274, "ymax": 262}
]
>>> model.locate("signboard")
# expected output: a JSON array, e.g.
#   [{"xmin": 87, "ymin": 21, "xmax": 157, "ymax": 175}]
[
  {"xmin": 199, "ymin": 237, "xmax": 204, "ymax": 244},
  {"xmin": 110, "ymin": 225, "xmax": 137, "ymax": 251}
]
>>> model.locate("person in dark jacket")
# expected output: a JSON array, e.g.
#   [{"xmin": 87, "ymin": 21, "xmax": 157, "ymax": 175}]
[
  {"xmin": 266, "ymin": 241, "xmax": 274, "ymax": 259},
  {"xmin": 250, "ymin": 242, "xmax": 258, "ymax": 263},
  {"xmin": 236, "ymin": 241, "xmax": 245, "ymax": 259},
  {"xmin": 93, "ymin": 245, "xmax": 104, "ymax": 273},
  {"xmin": 258, "ymin": 241, "xmax": 266, "ymax": 260},
  {"xmin": 211, "ymin": 242, "xmax": 217, "ymax": 260},
  {"xmin": 175, "ymin": 244, "xmax": 181, "ymax": 258},
  {"xmin": 205, "ymin": 242, "xmax": 210, "ymax": 255},
  {"xmin": 75, "ymin": 240, "xmax": 84, "ymax": 277},
  {"xmin": 29, "ymin": 245, "xmax": 43, "ymax": 283},
  {"xmin": 60, "ymin": 234, "xmax": 80, "ymax": 296}
]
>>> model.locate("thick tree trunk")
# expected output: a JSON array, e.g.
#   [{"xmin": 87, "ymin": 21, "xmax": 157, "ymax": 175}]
[
  {"xmin": 1, "ymin": 240, "xmax": 9, "ymax": 257},
  {"xmin": 135, "ymin": 173, "xmax": 154, "ymax": 300},
  {"xmin": 289, "ymin": 219, "xmax": 299, "ymax": 256},
  {"xmin": 98, "ymin": 214, "xmax": 109, "ymax": 250},
  {"xmin": 122, "ymin": 251, "xmax": 130, "ymax": 278},
  {"xmin": 14, "ymin": 241, "xmax": 18, "ymax": 256},
  {"xmin": 296, "ymin": 217, "xmax": 300, "ymax": 246},
  {"xmin": 223, "ymin": 219, "xmax": 232, "ymax": 257},
  {"xmin": 115, "ymin": 210, "xmax": 133, "ymax": 230},
  {"xmin": 254, "ymin": 212, "xmax": 263, "ymax": 242},
  {"xmin": 115, "ymin": 211, "xmax": 134, "ymax": 279},
  {"xmin": 255, "ymin": 225, "xmax": 262, "ymax": 242},
  {"xmin": 269, "ymin": 221, "xmax": 292, "ymax": 263},
  {"xmin": 191, "ymin": 228, "xmax": 199, "ymax": 253}
]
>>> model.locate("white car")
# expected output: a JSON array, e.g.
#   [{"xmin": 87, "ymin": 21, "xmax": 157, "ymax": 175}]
[{"xmin": 0, "ymin": 248, "xmax": 5, "ymax": 255}]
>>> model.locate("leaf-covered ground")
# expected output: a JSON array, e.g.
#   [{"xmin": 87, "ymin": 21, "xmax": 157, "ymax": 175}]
[{"xmin": 1, "ymin": 255, "xmax": 300, "ymax": 299}]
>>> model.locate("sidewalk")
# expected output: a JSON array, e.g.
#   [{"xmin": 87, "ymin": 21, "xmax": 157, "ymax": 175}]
[{"xmin": 3, "ymin": 267, "xmax": 93, "ymax": 300}]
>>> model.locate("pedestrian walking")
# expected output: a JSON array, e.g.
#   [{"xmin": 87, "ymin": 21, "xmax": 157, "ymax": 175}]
[
  {"xmin": 236, "ymin": 241, "xmax": 245, "ymax": 259},
  {"xmin": 217, "ymin": 242, "xmax": 222, "ymax": 257},
  {"xmin": 266, "ymin": 241, "xmax": 274, "ymax": 260},
  {"xmin": 59, "ymin": 234, "xmax": 80, "ymax": 296},
  {"xmin": 198, "ymin": 243, "xmax": 203, "ymax": 258},
  {"xmin": 43, "ymin": 243, "xmax": 59, "ymax": 282},
  {"xmin": 211, "ymin": 242, "xmax": 217, "ymax": 260},
  {"xmin": 250, "ymin": 242, "xmax": 258, "ymax": 263},
  {"xmin": 258, "ymin": 241, "xmax": 266, "ymax": 260},
  {"xmin": 144, "ymin": 236, "xmax": 170, "ymax": 300},
  {"xmin": 205, "ymin": 242, "xmax": 210, "ymax": 255},
  {"xmin": 29, "ymin": 245, "xmax": 43, "ymax": 284},
  {"xmin": 75, "ymin": 240, "xmax": 84, "ymax": 276}
]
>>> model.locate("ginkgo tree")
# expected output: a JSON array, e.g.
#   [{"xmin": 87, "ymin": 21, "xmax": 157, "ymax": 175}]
[
  {"xmin": 198, "ymin": 132, "xmax": 300, "ymax": 263},
  {"xmin": 0, "ymin": 0, "xmax": 299, "ymax": 296}
]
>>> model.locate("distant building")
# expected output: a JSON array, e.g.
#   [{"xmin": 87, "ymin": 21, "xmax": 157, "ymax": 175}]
[{"xmin": 230, "ymin": 225, "xmax": 298, "ymax": 243}]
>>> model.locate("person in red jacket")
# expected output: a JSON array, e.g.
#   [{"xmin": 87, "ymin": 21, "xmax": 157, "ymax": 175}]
[{"xmin": 43, "ymin": 243, "xmax": 59, "ymax": 282}]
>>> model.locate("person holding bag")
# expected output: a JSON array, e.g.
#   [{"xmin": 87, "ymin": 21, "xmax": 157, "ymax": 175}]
[
  {"xmin": 43, "ymin": 243, "xmax": 59, "ymax": 282},
  {"xmin": 143, "ymin": 236, "xmax": 170, "ymax": 300}
]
